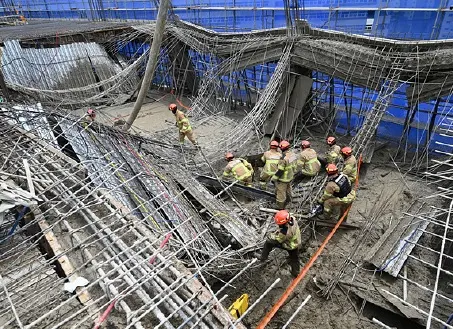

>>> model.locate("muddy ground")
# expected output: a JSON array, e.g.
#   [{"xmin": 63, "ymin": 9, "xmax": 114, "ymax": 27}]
[
  {"xmin": 97, "ymin": 95, "xmax": 442, "ymax": 328},
  {"xmin": 219, "ymin": 147, "xmax": 439, "ymax": 329}
]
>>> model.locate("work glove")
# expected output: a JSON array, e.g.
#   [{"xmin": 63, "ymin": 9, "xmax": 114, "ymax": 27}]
[{"xmin": 310, "ymin": 204, "xmax": 324, "ymax": 216}]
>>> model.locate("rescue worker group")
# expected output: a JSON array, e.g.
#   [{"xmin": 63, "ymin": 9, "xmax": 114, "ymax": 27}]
[
  {"xmin": 86, "ymin": 104, "xmax": 359, "ymax": 278},
  {"xmin": 167, "ymin": 103, "xmax": 358, "ymax": 278}
]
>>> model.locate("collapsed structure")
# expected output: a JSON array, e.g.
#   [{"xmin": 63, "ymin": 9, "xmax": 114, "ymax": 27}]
[{"xmin": 0, "ymin": 16, "xmax": 452, "ymax": 329}]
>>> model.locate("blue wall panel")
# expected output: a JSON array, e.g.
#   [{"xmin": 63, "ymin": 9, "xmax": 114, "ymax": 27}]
[
  {"xmin": 377, "ymin": 11, "xmax": 439, "ymax": 39},
  {"xmin": 3, "ymin": 0, "xmax": 448, "ymax": 37},
  {"xmin": 439, "ymin": 12, "xmax": 453, "ymax": 39},
  {"xmin": 1, "ymin": 0, "xmax": 453, "ymax": 153}
]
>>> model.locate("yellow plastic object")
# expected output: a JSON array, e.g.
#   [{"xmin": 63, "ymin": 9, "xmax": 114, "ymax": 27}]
[{"xmin": 228, "ymin": 294, "xmax": 249, "ymax": 320}]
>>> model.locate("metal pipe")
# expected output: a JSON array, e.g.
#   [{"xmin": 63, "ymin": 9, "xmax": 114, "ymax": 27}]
[{"xmin": 281, "ymin": 295, "xmax": 312, "ymax": 329}]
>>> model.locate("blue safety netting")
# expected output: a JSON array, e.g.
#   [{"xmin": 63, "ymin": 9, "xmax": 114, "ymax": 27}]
[
  {"xmin": 2, "ymin": 0, "xmax": 453, "ymax": 38},
  {"xmin": 1, "ymin": 0, "xmax": 453, "ymax": 154}
]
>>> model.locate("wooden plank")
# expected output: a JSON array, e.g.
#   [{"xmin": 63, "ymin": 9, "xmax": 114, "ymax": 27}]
[
  {"xmin": 22, "ymin": 159, "xmax": 35, "ymax": 196},
  {"xmin": 35, "ymin": 212, "xmax": 91, "ymax": 305}
]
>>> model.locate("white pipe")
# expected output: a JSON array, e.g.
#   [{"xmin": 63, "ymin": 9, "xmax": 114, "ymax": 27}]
[
  {"xmin": 0, "ymin": 274, "xmax": 25, "ymax": 329},
  {"xmin": 281, "ymin": 295, "xmax": 312, "ymax": 329},
  {"xmin": 426, "ymin": 200, "xmax": 453, "ymax": 328},
  {"xmin": 372, "ymin": 318, "xmax": 394, "ymax": 329}
]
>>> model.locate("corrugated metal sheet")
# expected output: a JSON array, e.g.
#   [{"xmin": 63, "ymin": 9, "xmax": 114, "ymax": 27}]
[{"xmin": 1, "ymin": 40, "xmax": 121, "ymax": 91}]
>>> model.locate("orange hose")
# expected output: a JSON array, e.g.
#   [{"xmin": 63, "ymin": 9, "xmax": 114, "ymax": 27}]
[{"xmin": 256, "ymin": 155, "xmax": 363, "ymax": 329}]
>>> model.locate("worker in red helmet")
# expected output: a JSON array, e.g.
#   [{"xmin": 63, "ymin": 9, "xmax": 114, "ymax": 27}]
[
  {"xmin": 258, "ymin": 209, "xmax": 301, "ymax": 278},
  {"xmin": 319, "ymin": 136, "xmax": 341, "ymax": 167},
  {"xmin": 87, "ymin": 108, "xmax": 96, "ymax": 120},
  {"xmin": 271, "ymin": 140, "xmax": 298, "ymax": 209},
  {"xmin": 340, "ymin": 146, "xmax": 357, "ymax": 184},
  {"xmin": 168, "ymin": 103, "xmax": 198, "ymax": 147},
  {"xmin": 317, "ymin": 164, "xmax": 356, "ymax": 221},
  {"xmin": 259, "ymin": 140, "xmax": 281, "ymax": 190},
  {"xmin": 223, "ymin": 152, "xmax": 254, "ymax": 187},
  {"xmin": 297, "ymin": 140, "xmax": 321, "ymax": 177},
  {"xmin": 82, "ymin": 108, "xmax": 96, "ymax": 128}
]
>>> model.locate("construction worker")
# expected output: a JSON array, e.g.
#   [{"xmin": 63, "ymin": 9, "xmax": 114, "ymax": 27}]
[
  {"xmin": 259, "ymin": 140, "xmax": 281, "ymax": 190},
  {"xmin": 317, "ymin": 164, "xmax": 356, "ymax": 221},
  {"xmin": 169, "ymin": 103, "xmax": 198, "ymax": 147},
  {"xmin": 271, "ymin": 140, "xmax": 297, "ymax": 210},
  {"xmin": 297, "ymin": 140, "xmax": 321, "ymax": 177},
  {"xmin": 259, "ymin": 210, "xmax": 301, "ymax": 278},
  {"xmin": 341, "ymin": 146, "xmax": 358, "ymax": 184},
  {"xmin": 223, "ymin": 152, "xmax": 254, "ymax": 187}
]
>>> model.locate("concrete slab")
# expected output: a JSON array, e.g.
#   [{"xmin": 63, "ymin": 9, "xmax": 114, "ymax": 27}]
[{"xmin": 0, "ymin": 20, "xmax": 135, "ymax": 43}]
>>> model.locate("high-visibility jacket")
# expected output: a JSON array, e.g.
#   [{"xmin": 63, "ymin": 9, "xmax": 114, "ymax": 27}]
[
  {"xmin": 326, "ymin": 144, "xmax": 341, "ymax": 164},
  {"xmin": 319, "ymin": 174, "xmax": 356, "ymax": 204},
  {"xmin": 261, "ymin": 149, "xmax": 281, "ymax": 176},
  {"xmin": 272, "ymin": 150, "xmax": 297, "ymax": 183},
  {"xmin": 270, "ymin": 218, "xmax": 301, "ymax": 250},
  {"xmin": 223, "ymin": 158, "xmax": 253, "ymax": 181},
  {"xmin": 297, "ymin": 148, "xmax": 321, "ymax": 176},
  {"xmin": 175, "ymin": 109, "xmax": 192, "ymax": 133},
  {"xmin": 343, "ymin": 155, "xmax": 358, "ymax": 184}
]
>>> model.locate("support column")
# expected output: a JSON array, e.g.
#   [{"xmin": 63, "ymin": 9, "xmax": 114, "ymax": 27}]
[{"xmin": 124, "ymin": 0, "xmax": 170, "ymax": 131}]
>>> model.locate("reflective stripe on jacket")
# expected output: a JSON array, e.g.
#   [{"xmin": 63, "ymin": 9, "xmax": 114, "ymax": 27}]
[
  {"xmin": 261, "ymin": 150, "xmax": 281, "ymax": 176},
  {"xmin": 270, "ymin": 218, "xmax": 301, "ymax": 250},
  {"xmin": 223, "ymin": 158, "xmax": 253, "ymax": 181},
  {"xmin": 273, "ymin": 150, "xmax": 297, "ymax": 183},
  {"xmin": 343, "ymin": 155, "xmax": 358, "ymax": 183},
  {"xmin": 326, "ymin": 145, "xmax": 341, "ymax": 164},
  {"xmin": 175, "ymin": 109, "xmax": 192, "ymax": 133},
  {"xmin": 298, "ymin": 148, "xmax": 321, "ymax": 176}
]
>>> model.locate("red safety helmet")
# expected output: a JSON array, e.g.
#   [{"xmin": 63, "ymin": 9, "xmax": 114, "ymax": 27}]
[
  {"xmin": 326, "ymin": 163, "xmax": 338, "ymax": 175},
  {"xmin": 279, "ymin": 140, "xmax": 290, "ymax": 151},
  {"xmin": 301, "ymin": 140, "xmax": 310, "ymax": 149},
  {"xmin": 169, "ymin": 103, "xmax": 177, "ymax": 111},
  {"xmin": 274, "ymin": 210, "xmax": 290, "ymax": 225},
  {"xmin": 341, "ymin": 146, "xmax": 353, "ymax": 157},
  {"xmin": 270, "ymin": 140, "xmax": 279, "ymax": 149},
  {"xmin": 326, "ymin": 136, "xmax": 336, "ymax": 145},
  {"xmin": 225, "ymin": 152, "xmax": 234, "ymax": 160}
]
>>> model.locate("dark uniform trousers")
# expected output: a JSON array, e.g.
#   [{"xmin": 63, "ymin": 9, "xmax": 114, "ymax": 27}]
[{"xmin": 261, "ymin": 239, "xmax": 300, "ymax": 277}]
